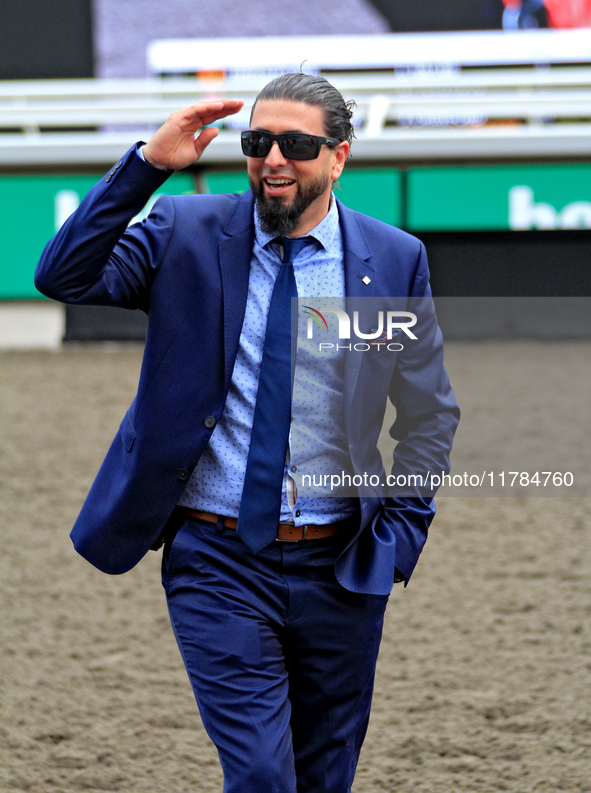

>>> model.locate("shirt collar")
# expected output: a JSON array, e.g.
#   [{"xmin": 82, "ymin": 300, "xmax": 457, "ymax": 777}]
[{"xmin": 254, "ymin": 193, "xmax": 339, "ymax": 253}]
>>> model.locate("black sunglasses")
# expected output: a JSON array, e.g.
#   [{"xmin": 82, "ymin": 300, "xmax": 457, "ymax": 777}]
[{"xmin": 241, "ymin": 130, "xmax": 341, "ymax": 161}]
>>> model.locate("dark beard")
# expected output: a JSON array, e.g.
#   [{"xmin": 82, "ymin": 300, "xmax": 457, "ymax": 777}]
[{"xmin": 249, "ymin": 174, "xmax": 330, "ymax": 237}]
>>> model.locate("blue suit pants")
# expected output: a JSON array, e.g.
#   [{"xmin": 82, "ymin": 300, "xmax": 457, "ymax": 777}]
[{"xmin": 162, "ymin": 517, "xmax": 389, "ymax": 793}]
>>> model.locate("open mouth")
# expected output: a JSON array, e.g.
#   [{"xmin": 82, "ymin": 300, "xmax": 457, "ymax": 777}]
[{"xmin": 263, "ymin": 177, "xmax": 296, "ymax": 196}]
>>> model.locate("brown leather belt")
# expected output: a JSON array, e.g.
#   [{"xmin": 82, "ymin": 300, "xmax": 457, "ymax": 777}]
[{"xmin": 178, "ymin": 507, "xmax": 340, "ymax": 542}]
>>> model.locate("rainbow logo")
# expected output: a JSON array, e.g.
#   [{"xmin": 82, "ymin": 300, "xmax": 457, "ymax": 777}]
[{"xmin": 303, "ymin": 306, "xmax": 329, "ymax": 332}]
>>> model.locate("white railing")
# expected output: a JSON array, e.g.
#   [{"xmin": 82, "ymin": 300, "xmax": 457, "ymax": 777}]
[{"xmin": 2, "ymin": 69, "xmax": 591, "ymax": 166}]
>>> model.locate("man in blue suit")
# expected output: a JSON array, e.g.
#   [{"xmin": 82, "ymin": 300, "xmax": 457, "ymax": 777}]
[{"xmin": 36, "ymin": 74, "xmax": 459, "ymax": 792}]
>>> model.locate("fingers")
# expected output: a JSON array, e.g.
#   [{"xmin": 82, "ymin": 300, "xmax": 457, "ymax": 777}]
[
  {"xmin": 176, "ymin": 99, "xmax": 244, "ymax": 130},
  {"xmin": 144, "ymin": 99, "xmax": 244, "ymax": 169},
  {"xmin": 193, "ymin": 125, "xmax": 219, "ymax": 160}
]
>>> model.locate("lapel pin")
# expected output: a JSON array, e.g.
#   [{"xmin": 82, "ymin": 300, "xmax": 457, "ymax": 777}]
[{"xmin": 360, "ymin": 275, "xmax": 371, "ymax": 286}]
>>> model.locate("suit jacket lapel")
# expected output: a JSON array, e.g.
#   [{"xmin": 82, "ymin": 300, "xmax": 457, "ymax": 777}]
[
  {"xmin": 219, "ymin": 191, "xmax": 255, "ymax": 391},
  {"xmin": 337, "ymin": 199, "xmax": 375, "ymax": 432}
]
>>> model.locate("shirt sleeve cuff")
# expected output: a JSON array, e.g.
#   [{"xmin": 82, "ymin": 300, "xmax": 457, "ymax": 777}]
[{"xmin": 136, "ymin": 145, "xmax": 174, "ymax": 173}]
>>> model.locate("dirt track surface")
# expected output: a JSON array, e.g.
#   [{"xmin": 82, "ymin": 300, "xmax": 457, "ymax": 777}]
[{"xmin": 1, "ymin": 343, "xmax": 590, "ymax": 792}]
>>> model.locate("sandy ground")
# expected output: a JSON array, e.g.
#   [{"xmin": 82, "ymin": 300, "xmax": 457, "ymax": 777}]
[{"xmin": 1, "ymin": 342, "xmax": 590, "ymax": 792}]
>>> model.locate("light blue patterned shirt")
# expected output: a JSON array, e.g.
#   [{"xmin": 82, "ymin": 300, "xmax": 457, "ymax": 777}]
[{"xmin": 178, "ymin": 195, "xmax": 358, "ymax": 524}]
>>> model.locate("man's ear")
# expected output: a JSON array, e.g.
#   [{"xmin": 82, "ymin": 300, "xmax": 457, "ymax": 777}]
[{"xmin": 331, "ymin": 141, "xmax": 349, "ymax": 181}]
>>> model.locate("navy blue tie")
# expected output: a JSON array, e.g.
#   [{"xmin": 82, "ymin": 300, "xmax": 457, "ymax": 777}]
[{"xmin": 237, "ymin": 236, "xmax": 309, "ymax": 554}]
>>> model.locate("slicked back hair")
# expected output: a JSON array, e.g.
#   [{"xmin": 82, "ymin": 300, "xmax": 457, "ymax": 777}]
[{"xmin": 250, "ymin": 73, "xmax": 355, "ymax": 149}]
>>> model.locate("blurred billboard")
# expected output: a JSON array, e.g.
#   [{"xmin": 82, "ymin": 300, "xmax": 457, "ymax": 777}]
[{"xmin": 147, "ymin": 29, "xmax": 591, "ymax": 82}]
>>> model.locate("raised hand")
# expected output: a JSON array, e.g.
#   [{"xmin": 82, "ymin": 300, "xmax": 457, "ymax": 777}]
[{"xmin": 142, "ymin": 99, "xmax": 244, "ymax": 171}]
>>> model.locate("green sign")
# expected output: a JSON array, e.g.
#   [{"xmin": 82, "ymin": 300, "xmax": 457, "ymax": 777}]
[
  {"xmin": 407, "ymin": 164, "xmax": 591, "ymax": 231},
  {"xmin": 203, "ymin": 167, "xmax": 403, "ymax": 227},
  {"xmin": 335, "ymin": 168, "xmax": 402, "ymax": 227},
  {"xmin": 8, "ymin": 161, "xmax": 590, "ymax": 302},
  {"xmin": 0, "ymin": 172, "xmax": 194, "ymax": 299}
]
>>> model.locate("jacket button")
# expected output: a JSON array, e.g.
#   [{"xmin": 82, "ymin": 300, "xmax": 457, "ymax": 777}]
[
  {"xmin": 177, "ymin": 468, "xmax": 189, "ymax": 481},
  {"xmin": 204, "ymin": 416, "xmax": 216, "ymax": 428}
]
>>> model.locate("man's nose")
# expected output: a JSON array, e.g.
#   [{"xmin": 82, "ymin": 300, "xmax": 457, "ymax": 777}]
[{"xmin": 265, "ymin": 140, "xmax": 287, "ymax": 167}]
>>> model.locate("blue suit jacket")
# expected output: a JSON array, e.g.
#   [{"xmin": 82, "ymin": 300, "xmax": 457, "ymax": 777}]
[{"xmin": 35, "ymin": 143, "xmax": 459, "ymax": 595}]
